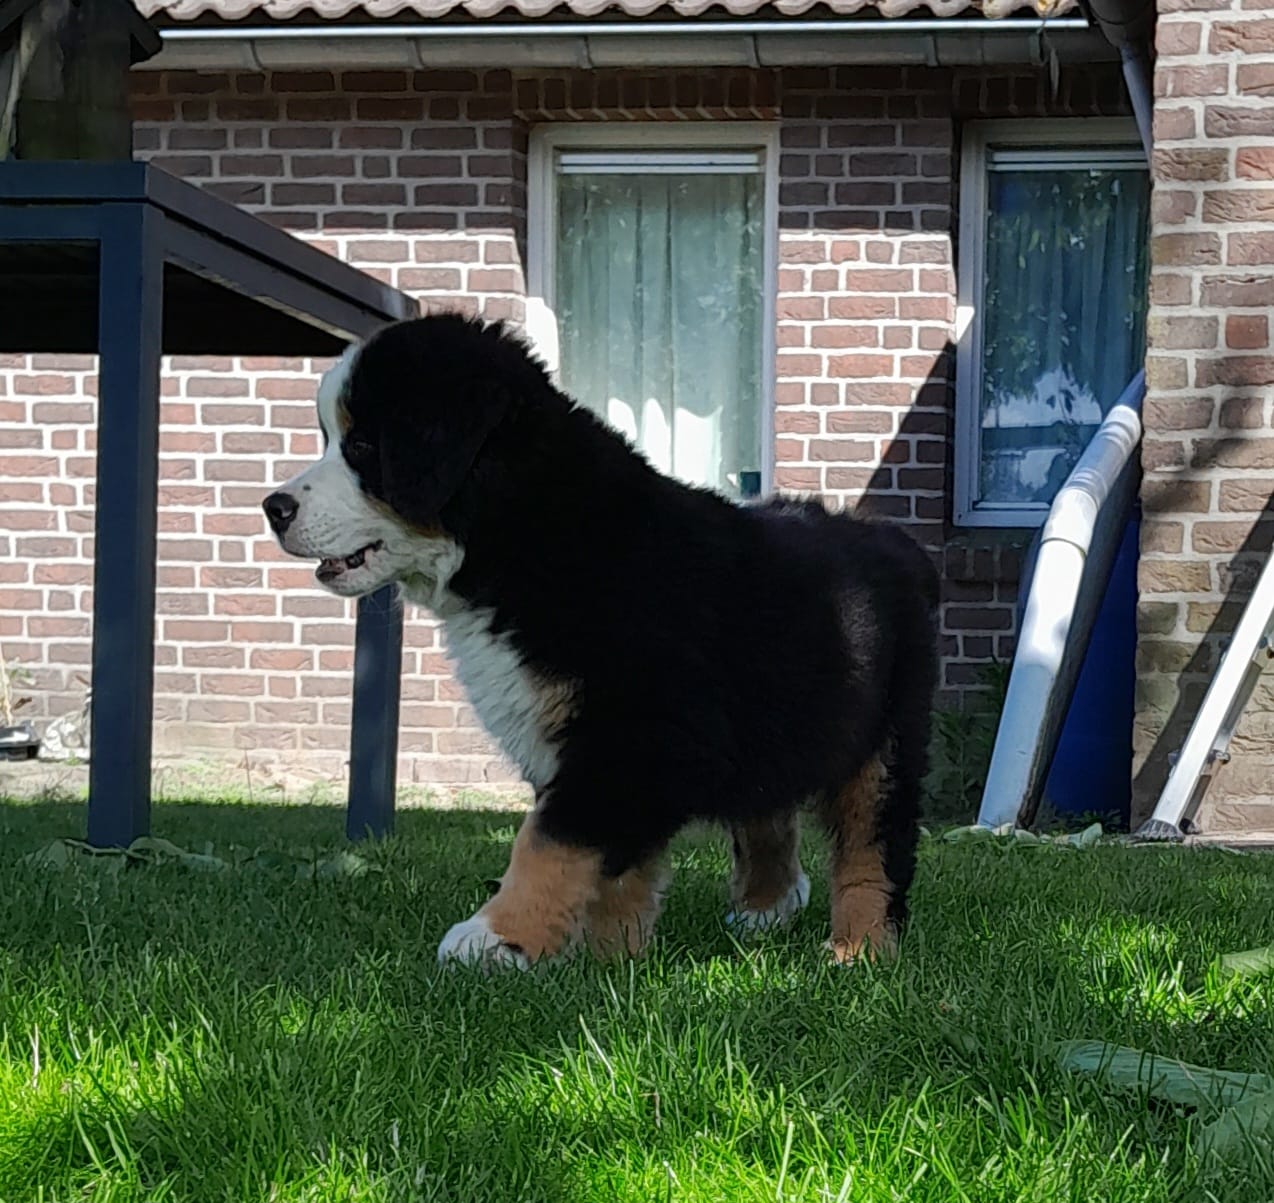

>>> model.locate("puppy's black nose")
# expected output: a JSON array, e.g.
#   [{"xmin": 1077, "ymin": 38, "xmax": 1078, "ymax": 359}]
[{"xmin": 263, "ymin": 491, "xmax": 298, "ymax": 534}]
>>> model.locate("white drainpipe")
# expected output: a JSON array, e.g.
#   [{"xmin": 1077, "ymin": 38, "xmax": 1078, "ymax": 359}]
[{"xmin": 976, "ymin": 371, "xmax": 1145, "ymax": 830}]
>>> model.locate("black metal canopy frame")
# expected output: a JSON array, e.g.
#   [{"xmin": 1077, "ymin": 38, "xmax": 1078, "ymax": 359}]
[{"xmin": 0, "ymin": 160, "xmax": 419, "ymax": 844}]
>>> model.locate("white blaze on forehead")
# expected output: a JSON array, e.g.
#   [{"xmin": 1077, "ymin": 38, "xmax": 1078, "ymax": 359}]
[{"xmin": 316, "ymin": 343, "xmax": 361, "ymax": 449}]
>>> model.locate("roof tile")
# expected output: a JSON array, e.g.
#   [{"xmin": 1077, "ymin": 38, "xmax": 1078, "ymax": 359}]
[{"xmin": 138, "ymin": 0, "xmax": 1078, "ymax": 24}]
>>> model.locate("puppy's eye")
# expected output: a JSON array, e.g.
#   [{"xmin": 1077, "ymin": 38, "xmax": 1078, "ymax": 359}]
[{"xmin": 345, "ymin": 438, "xmax": 375, "ymax": 463}]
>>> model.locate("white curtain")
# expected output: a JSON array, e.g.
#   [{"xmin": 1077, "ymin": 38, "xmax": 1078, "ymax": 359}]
[
  {"xmin": 555, "ymin": 170, "xmax": 764, "ymax": 498},
  {"xmin": 978, "ymin": 165, "xmax": 1149, "ymax": 508}
]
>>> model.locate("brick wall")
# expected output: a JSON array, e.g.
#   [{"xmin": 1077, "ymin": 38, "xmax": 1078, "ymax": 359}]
[
  {"xmin": 1135, "ymin": 1, "xmax": 1274, "ymax": 828},
  {"xmin": 0, "ymin": 62, "xmax": 1128, "ymax": 784}
]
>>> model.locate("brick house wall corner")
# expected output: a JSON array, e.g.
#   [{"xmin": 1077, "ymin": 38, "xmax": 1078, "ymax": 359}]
[{"xmin": 1135, "ymin": 0, "xmax": 1274, "ymax": 828}]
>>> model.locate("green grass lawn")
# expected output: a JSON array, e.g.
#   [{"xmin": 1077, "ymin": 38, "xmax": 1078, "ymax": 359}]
[{"xmin": 3, "ymin": 795, "xmax": 1274, "ymax": 1202}]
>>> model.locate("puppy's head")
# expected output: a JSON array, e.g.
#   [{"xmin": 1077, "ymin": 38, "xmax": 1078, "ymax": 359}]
[{"xmin": 262, "ymin": 314, "xmax": 535, "ymax": 598}]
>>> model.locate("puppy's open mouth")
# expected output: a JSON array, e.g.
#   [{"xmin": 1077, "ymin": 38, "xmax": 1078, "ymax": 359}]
[{"xmin": 315, "ymin": 540, "xmax": 384, "ymax": 583}]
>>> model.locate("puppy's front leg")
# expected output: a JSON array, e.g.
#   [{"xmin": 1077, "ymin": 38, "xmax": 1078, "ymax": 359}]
[{"xmin": 438, "ymin": 810, "xmax": 602, "ymax": 971}]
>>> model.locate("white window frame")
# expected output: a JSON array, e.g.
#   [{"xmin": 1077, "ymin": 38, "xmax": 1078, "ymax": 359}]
[
  {"xmin": 527, "ymin": 122, "xmax": 780, "ymax": 497},
  {"xmin": 954, "ymin": 118, "xmax": 1147, "ymax": 528}
]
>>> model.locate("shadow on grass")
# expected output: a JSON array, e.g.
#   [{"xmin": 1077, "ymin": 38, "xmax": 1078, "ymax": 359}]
[{"xmin": 3, "ymin": 798, "xmax": 1274, "ymax": 1200}]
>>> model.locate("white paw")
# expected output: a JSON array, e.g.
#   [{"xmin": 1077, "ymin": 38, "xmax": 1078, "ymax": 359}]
[
  {"xmin": 437, "ymin": 914, "xmax": 531, "ymax": 971},
  {"xmin": 726, "ymin": 872, "xmax": 811, "ymax": 934}
]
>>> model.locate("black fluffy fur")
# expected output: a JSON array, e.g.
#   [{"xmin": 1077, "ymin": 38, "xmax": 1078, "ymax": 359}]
[{"xmin": 344, "ymin": 315, "xmax": 939, "ymax": 920}]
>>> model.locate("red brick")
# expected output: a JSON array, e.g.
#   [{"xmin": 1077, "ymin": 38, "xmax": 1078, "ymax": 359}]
[
  {"xmin": 187, "ymin": 700, "xmax": 252, "ymax": 723},
  {"xmin": 399, "ymin": 268, "xmax": 463, "ymax": 291},
  {"xmin": 812, "ymin": 326, "xmax": 880, "ymax": 348},
  {"xmin": 1201, "ymin": 275, "xmax": 1274, "ymax": 307},
  {"xmin": 944, "ymin": 606, "xmax": 1012, "ymax": 631},
  {"xmin": 827, "ymin": 355, "xmax": 895, "ymax": 378},
  {"xmin": 826, "ymin": 411, "xmax": 894, "ymax": 434},
  {"xmin": 1154, "ymin": 148, "xmax": 1228, "ymax": 182},
  {"xmin": 200, "ymin": 567, "xmax": 264, "ymax": 589},
  {"xmin": 1206, "ymin": 106, "xmax": 1274, "ymax": 138},
  {"xmin": 899, "ymin": 297, "xmax": 952, "ymax": 321},
  {"xmin": 777, "ymin": 298, "xmax": 825, "ymax": 321},
  {"xmin": 1139, "ymin": 560, "xmax": 1212, "ymax": 593},
  {"xmin": 1210, "ymin": 18, "xmax": 1274, "ymax": 52},
  {"xmin": 1157, "ymin": 65, "xmax": 1229, "ymax": 98},
  {"xmin": 1219, "ymin": 479, "xmax": 1274, "ymax": 512},
  {"xmin": 468, "ymin": 268, "xmax": 522, "ymax": 292},
  {"xmin": 14, "ymin": 374, "xmax": 75, "ymax": 395},
  {"xmin": 1228, "ymin": 232, "xmax": 1274, "ymax": 265},
  {"xmin": 1153, "ymin": 191, "xmax": 1198, "ymax": 227},
  {"xmin": 1149, "ymin": 315, "xmax": 1219, "ymax": 350},
  {"xmin": 204, "ymin": 460, "xmax": 266, "ymax": 483},
  {"xmin": 1203, "ymin": 190, "xmax": 1274, "ymax": 223},
  {"xmin": 1220, "ymin": 397, "xmax": 1266, "ymax": 429},
  {"xmin": 231, "ymin": 621, "xmax": 294, "ymax": 642},
  {"xmin": 1196, "ymin": 436, "xmax": 1274, "ymax": 469},
  {"xmin": 203, "ymin": 404, "xmax": 265, "ymax": 426},
  {"xmin": 829, "ymin": 241, "xmax": 863, "ymax": 263},
  {"xmin": 1228, "ymin": 315, "xmax": 1270, "ymax": 349},
  {"xmin": 1143, "ymin": 397, "xmax": 1215, "ymax": 430},
  {"xmin": 828, "ymin": 296, "xmax": 897, "ymax": 319},
  {"xmin": 1150, "ymin": 273, "xmax": 1194, "ymax": 306},
  {"xmin": 414, "ymin": 239, "xmax": 481, "ymax": 264},
  {"xmin": 807, "ymin": 439, "xmax": 875, "ymax": 462},
  {"xmin": 774, "ymin": 467, "xmax": 821, "ymax": 490},
  {"xmin": 1237, "ymin": 62, "xmax": 1274, "ymax": 95},
  {"xmin": 1193, "ymin": 520, "xmax": 1272, "ymax": 554},
  {"xmin": 0, "ymin": 455, "xmax": 57, "ymax": 477},
  {"xmin": 1142, "ymin": 439, "xmax": 1188, "ymax": 471},
  {"xmin": 1196, "ymin": 357, "xmax": 1274, "ymax": 387},
  {"xmin": 844, "ymin": 269, "xmax": 913, "ymax": 293},
  {"xmin": 28, "ymin": 616, "xmax": 90, "ymax": 637},
  {"xmin": 1157, "ymin": 21, "xmax": 1203, "ymax": 53},
  {"xmin": 1152, "ymin": 232, "xmax": 1222, "ymax": 267},
  {"xmin": 1237, "ymin": 148, "xmax": 1274, "ymax": 180}
]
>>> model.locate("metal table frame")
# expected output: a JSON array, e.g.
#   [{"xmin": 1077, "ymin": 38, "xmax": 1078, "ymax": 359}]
[{"xmin": 0, "ymin": 161, "xmax": 414, "ymax": 845}]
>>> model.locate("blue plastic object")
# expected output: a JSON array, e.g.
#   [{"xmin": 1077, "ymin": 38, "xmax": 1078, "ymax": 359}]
[{"xmin": 1042, "ymin": 512, "xmax": 1141, "ymax": 823}]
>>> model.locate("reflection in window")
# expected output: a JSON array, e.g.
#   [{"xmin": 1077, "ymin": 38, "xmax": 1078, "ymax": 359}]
[{"xmin": 958, "ymin": 134, "xmax": 1149, "ymax": 526}]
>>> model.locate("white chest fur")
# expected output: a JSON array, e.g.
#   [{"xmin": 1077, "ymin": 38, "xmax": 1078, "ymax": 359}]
[{"xmin": 439, "ymin": 604, "xmax": 571, "ymax": 792}]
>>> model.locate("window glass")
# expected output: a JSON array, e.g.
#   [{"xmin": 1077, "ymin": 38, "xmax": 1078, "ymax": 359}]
[{"xmin": 554, "ymin": 158, "xmax": 765, "ymax": 499}]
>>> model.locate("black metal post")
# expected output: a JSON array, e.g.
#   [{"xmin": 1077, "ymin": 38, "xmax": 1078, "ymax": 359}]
[
  {"xmin": 347, "ymin": 585, "xmax": 403, "ymax": 840},
  {"xmin": 87, "ymin": 203, "xmax": 163, "ymax": 847}
]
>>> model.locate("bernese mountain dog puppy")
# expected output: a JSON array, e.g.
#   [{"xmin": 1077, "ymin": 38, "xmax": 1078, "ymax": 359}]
[{"xmin": 263, "ymin": 313, "xmax": 939, "ymax": 970}]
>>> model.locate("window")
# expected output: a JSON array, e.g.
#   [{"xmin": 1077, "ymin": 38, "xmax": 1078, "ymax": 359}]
[
  {"xmin": 955, "ymin": 120, "xmax": 1149, "ymax": 527},
  {"xmin": 528, "ymin": 125, "xmax": 778, "ymax": 501}
]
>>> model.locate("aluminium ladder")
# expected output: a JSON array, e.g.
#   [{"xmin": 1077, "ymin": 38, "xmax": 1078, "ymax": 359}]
[{"xmin": 1137, "ymin": 547, "xmax": 1274, "ymax": 841}]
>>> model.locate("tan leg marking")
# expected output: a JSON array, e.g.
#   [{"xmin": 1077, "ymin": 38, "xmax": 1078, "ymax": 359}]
[
  {"xmin": 584, "ymin": 855, "xmax": 669, "ymax": 960},
  {"xmin": 827, "ymin": 756, "xmax": 896, "ymax": 964},
  {"xmin": 439, "ymin": 812, "xmax": 601, "ymax": 968}
]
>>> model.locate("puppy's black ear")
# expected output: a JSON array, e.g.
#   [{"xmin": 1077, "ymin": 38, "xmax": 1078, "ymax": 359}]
[{"xmin": 378, "ymin": 378, "xmax": 512, "ymax": 529}]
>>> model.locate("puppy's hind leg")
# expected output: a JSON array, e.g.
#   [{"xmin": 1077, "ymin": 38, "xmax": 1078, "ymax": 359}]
[
  {"xmin": 820, "ymin": 748, "xmax": 919, "ymax": 964},
  {"xmin": 725, "ymin": 810, "xmax": 810, "ymax": 934}
]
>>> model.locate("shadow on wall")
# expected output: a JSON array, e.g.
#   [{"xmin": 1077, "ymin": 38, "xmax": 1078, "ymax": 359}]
[
  {"xmin": 852, "ymin": 339, "xmax": 1023, "ymax": 708},
  {"xmin": 1132, "ymin": 431, "xmax": 1274, "ymax": 827}
]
